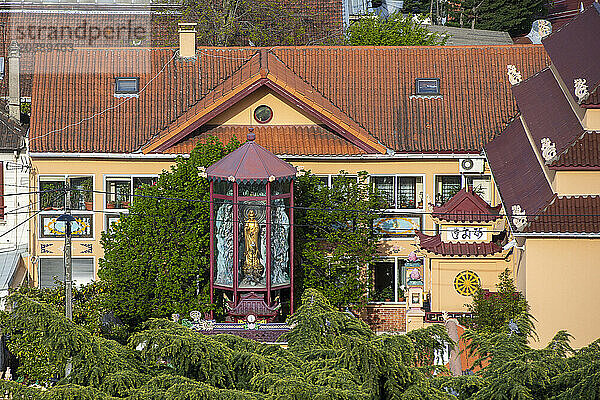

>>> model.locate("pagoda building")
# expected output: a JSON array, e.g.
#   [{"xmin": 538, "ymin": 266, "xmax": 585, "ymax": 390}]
[
  {"xmin": 415, "ymin": 188, "xmax": 511, "ymax": 318},
  {"xmin": 205, "ymin": 129, "xmax": 297, "ymax": 322}
]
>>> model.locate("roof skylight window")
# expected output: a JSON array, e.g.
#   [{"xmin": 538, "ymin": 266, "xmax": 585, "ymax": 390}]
[
  {"xmin": 115, "ymin": 77, "xmax": 139, "ymax": 96},
  {"xmin": 415, "ymin": 78, "xmax": 440, "ymax": 95}
]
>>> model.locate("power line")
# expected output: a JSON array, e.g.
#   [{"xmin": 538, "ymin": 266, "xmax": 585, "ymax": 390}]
[
  {"xmin": 0, "ymin": 188, "xmax": 63, "ymax": 198},
  {"xmin": 0, "ymin": 193, "xmax": 63, "ymax": 239},
  {"xmin": 68, "ymin": 188, "xmax": 600, "ymax": 218}
]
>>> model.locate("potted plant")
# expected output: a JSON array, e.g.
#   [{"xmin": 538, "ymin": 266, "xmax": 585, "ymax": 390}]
[
  {"xmin": 106, "ymin": 201, "xmax": 116, "ymax": 209},
  {"xmin": 373, "ymin": 286, "xmax": 394, "ymax": 302},
  {"xmin": 82, "ymin": 178, "xmax": 93, "ymax": 211}
]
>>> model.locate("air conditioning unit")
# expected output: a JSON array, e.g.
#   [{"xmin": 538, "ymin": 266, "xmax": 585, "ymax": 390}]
[{"xmin": 459, "ymin": 158, "xmax": 484, "ymax": 173}]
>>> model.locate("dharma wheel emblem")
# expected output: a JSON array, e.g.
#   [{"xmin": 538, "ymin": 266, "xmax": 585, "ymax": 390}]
[{"xmin": 454, "ymin": 270, "xmax": 480, "ymax": 296}]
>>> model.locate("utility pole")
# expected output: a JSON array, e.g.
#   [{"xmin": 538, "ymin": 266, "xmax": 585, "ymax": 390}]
[{"xmin": 63, "ymin": 184, "xmax": 73, "ymax": 320}]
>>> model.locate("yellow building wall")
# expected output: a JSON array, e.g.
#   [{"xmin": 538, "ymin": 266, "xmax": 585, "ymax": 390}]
[
  {"xmin": 430, "ymin": 257, "xmax": 510, "ymax": 312},
  {"xmin": 29, "ymin": 158, "xmax": 174, "ymax": 286},
  {"xmin": 209, "ymin": 87, "xmax": 319, "ymax": 126},
  {"xmin": 523, "ymin": 238, "xmax": 600, "ymax": 349},
  {"xmin": 553, "ymin": 170, "xmax": 600, "ymax": 195},
  {"xmin": 583, "ymin": 109, "xmax": 600, "ymax": 131}
]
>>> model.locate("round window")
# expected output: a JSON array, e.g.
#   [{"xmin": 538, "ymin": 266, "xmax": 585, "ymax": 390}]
[
  {"xmin": 454, "ymin": 270, "xmax": 481, "ymax": 296},
  {"xmin": 253, "ymin": 105, "xmax": 273, "ymax": 124}
]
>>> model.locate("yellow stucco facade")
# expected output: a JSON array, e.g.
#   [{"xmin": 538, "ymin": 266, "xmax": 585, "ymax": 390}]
[
  {"xmin": 519, "ymin": 238, "xmax": 600, "ymax": 349},
  {"xmin": 552, "ymin": 170, "xmax": 600, "ymax": 195},
  {"xmin": 29, "ymin": 158, "xmax": 175, "ymax": 287},
  {"xmin": 430, "ymin": 257, "xmax": 512, "ymax": 312}
]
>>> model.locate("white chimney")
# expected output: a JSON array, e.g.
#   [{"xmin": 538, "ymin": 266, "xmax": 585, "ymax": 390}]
[
  {"xmin": 8, "ymin": 41, "xmax": 20, "ymax": 123},
  {"xmin": 178, "ymin": 23, "xmax": 197, "ymax": 58}
]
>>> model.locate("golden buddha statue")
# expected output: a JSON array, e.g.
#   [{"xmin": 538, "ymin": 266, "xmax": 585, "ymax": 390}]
[{"xmin": 243, "ymin": 210, "xmax": 263, "ymax": 284}]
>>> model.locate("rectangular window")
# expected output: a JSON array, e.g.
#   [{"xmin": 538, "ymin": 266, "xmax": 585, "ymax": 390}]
[
  {"xmin": 69, "ymin": 176, "xmax": 93, "ymax": 211},
  {"xmin": 435, "ymin": 175, "xmax": 461, "ymax": 206},
  {"xmin": 39, "ymin": 176, "xmax": 93, "ymax": 211},
  {"xmin": 115, "ymin": 77, "xmax": 139, "ymax": 94},
  {"xmin": 106, "ymin": 179, "xmax": 131, "ymax": 209},
  {"xmin": 372, "ymin": 176, "xmax": 394, "ymax": 208},
  {"xmin": 465, "ymin": 175, "xmax": 492, "ymax": 204},
  {"xmin": 39, "ymin": 177, "xmax": 66, "ymax": 210},
  {"xmin": 106, "ymin": 176, "xmax": 157, "ymax": 209},
  {"xmin": 415, "ymin": 78, "xmax": 440, "ymax": 95},
  {"xmin": 370, "ymin": 258, "xmax": 418, "ymax": 303},
  {"xmin": 372, "ymin": 175, "xmax": 423, "ymax": 210},
  {"xmin": 39, "ymin": 257, "xmax": 94, "ymax": 288},
  {"xmin": 398, "ymin": 177, "xmax": 423, "ymax": 209},
  {"xmin": 373, "ymin": 260, "xmax": 395, "ymax": 302}
]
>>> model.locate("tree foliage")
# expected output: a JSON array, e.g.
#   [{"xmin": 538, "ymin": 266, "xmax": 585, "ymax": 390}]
[
  {"xmin": 346, "ymin": 13, "xmax": 448, "ymax": 46},
  {"xmin": 0, "ymin": 289, "xmax": 453, "ymax": 399},
  {"xmin": 442, "ymin": 0, "xmax": 548, "ymax": 35},
  {"xmin": 99, "ymin": 136, "xmax": 240, "ymax": 329},
  {"xmin": 153, "ymin": 0, "xmax": 337, "ymax": 47},
  {"xmin": 295, "ymin": 171, "xmax": 384, "ymax": 309},
  {"xmin": 463, "ymin": 268, "xmax": 533, "ymax": 337}
]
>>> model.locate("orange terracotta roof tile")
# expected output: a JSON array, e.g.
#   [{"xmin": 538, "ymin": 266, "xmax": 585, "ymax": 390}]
[
  {"xmin": 165, "ymin": 125, "xmax": 366, "ymax": 156},
  {"xmin": 29, "ymin": 45, "xmax": 551, "ymax": 155}
]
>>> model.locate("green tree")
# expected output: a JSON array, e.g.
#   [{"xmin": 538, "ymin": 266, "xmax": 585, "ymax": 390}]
[
  {"xmin": 346, "ymin": 12, "xmax": 448, "ymax": 46},
  {"xmin": 463, "ymin": 268, "xmax": 534, "ymax": 337},
  {"xmin": 99, "ymin": 136, "xmax": 240, "ymax": 329},
  {"xmin": 153, "ymin": 0, "xmax": 336, "ymax": 47},
  {"xmin": 295, "ymin": 171, "xmax": 384, "ymax": 309},
  {"xmin": 447, "ymin": 0, "xmax": 548, "ymax": 35},
  {"xmin": 402, "ymin": 0, "xmax": 432, "ymax": 14},
  {"xmin": 0, "ymin": 289, "xmax": 453, "ymax": 399}
]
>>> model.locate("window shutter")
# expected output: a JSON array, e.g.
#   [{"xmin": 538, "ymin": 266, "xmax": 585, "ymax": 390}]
[
  {"xmin": 39, "ymin": 258, "xmax": 64, "ymax": 288},
  {"xmin": 39, "ymin": 257, "xmax": 94, "ymax": 288}
]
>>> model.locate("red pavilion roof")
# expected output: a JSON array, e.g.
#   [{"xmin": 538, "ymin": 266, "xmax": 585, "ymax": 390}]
[
  {"xmin": 416, "ymin": 231, "xmax": 504, "ymax": 257},
  {"xmin": 205, "ymin": 131, "xmax": 297, "ymax": 183},
  {"xmin": 432, "ymin": 188, "xmax": 502, "ymax": 223}
]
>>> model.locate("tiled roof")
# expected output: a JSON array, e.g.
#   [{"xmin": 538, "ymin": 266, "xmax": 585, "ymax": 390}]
[
  {"xmin": 523, "ymin": 196, "xmax": 600, "ymax": 234},
  {"xmin": 512, "ymin": 67, "xmax": 586, "ymax": 163},
  {"xmin": 543, "ymin": 3, "xmax": 600, "ymax": 104},
  {"xmin": 273, "ymin": 46, "xmax": 549, "ymax": 153},
  {"xmin": 432, "ymin": 187, "xmax": 502, "ymax": 222},
  {"xmin": 484, "ymin": 118, "xmax": 555, "ymax": 231},
  {"xmin": 143, "ymin": 50, "xmax": 385, "ymax": 154},
  {"xmin": 550, "ymin": 131, "xmax": 600, "ymax": 169},
  {"xmin": 416, "ymin": 231, "xmax": 504, "ymax": 256},
  {"xmin": 29, "ymin": 45, "xmax": 550, "ymax": 154},
  {"xmin": 582, "ymin": 87, "xmax": 599, "ymax": 107},
  {"xmin": 165, "ymin": 125, "xmax": 366, "ymax": 155}
]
